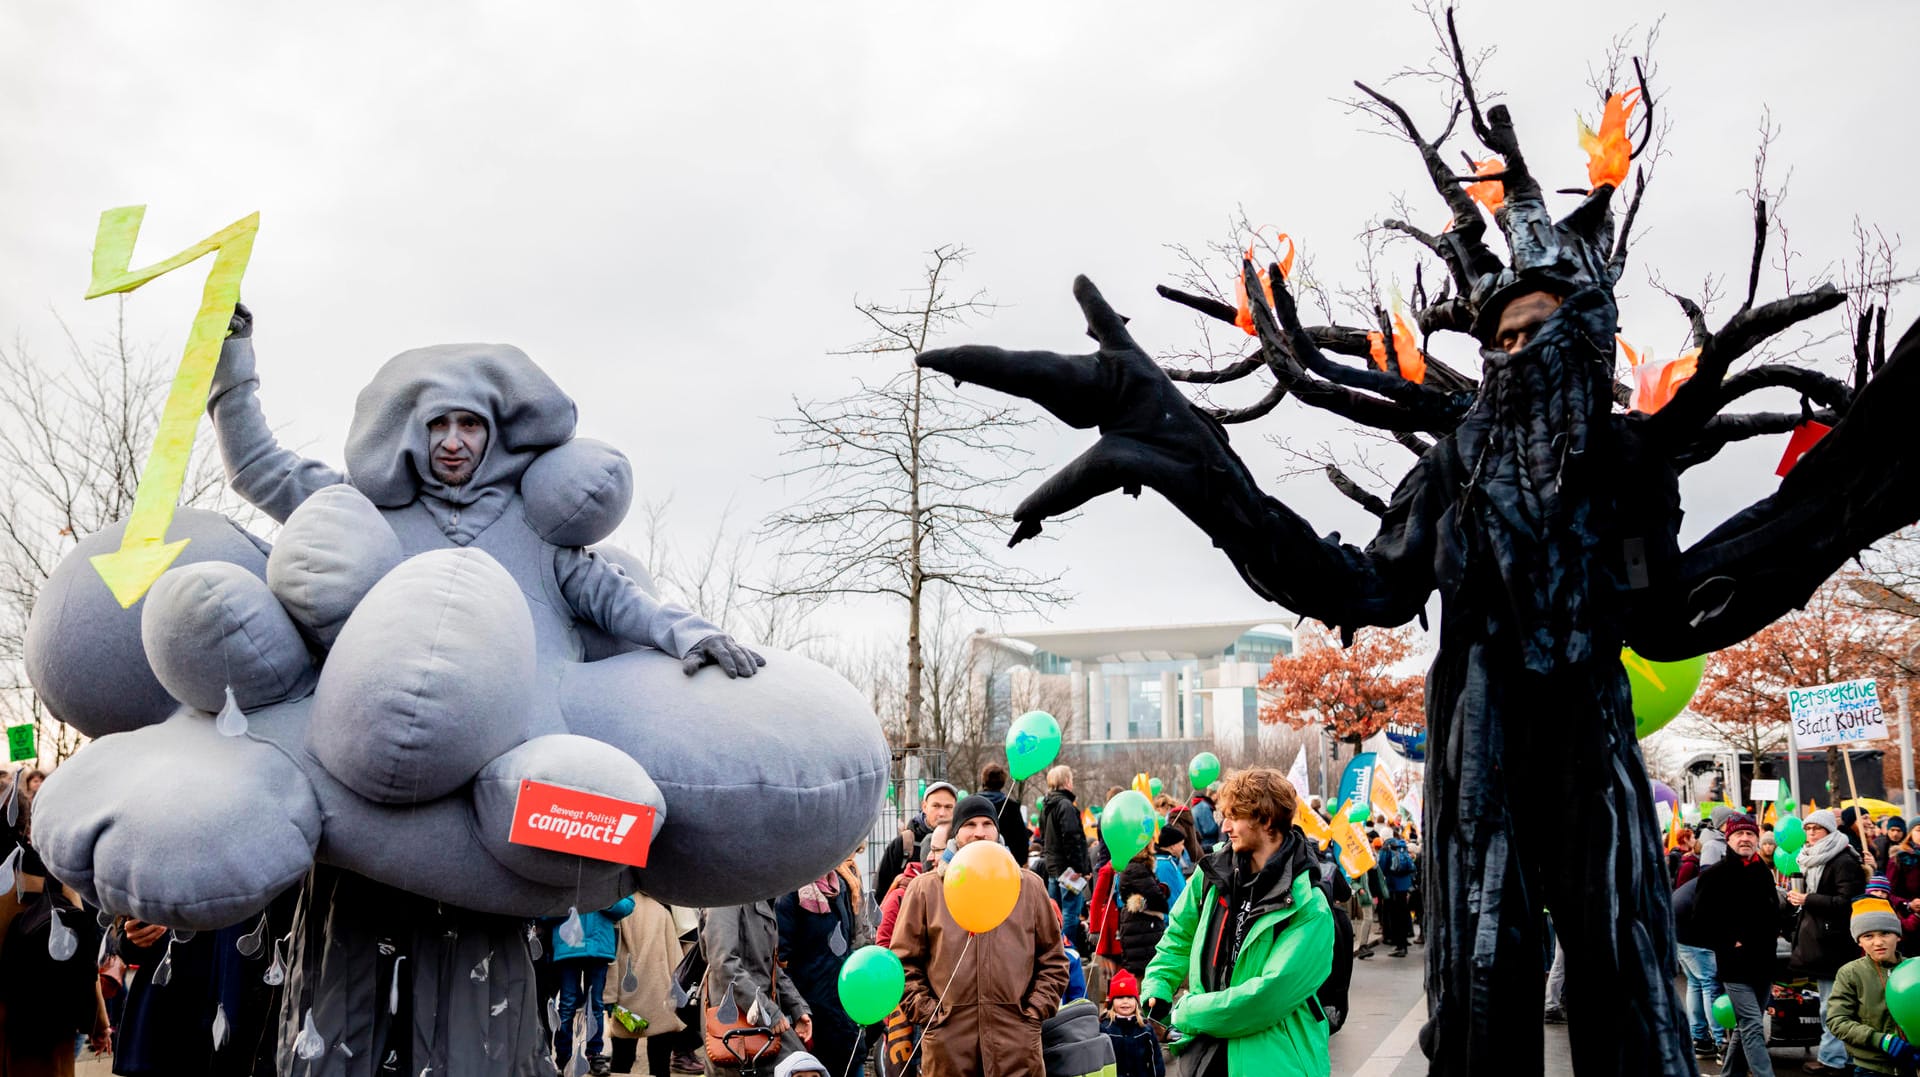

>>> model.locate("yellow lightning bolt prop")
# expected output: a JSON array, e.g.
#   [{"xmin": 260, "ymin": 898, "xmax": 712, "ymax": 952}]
[
  {"xmin": 83, "ymin": 205, "xmax": 259, "ymax": 607},
  {"xmin": 1620, "ymin": 647, "xmax": 1669, "ymax": 692}
]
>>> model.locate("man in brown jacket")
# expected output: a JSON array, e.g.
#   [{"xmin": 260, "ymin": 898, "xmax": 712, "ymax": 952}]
[{"xmin": 890, "ymin": 794, "xmax": 1071, "ymax": 1077}]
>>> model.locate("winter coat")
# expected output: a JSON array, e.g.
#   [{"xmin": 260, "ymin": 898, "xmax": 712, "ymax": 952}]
[
  {"xmin": 1694, "ymin": 853, "xmax": 1784, "ymax": 984},
  {"xmin": 1115, "ymin": 855, "xmax": 1170, "ymax": 977},
  {"xmin": 1886, "ymin": 846, "xmax": 1920, "ymax": 952},
  {"xmin": 1674, "ymin": 852, "xmax": 1702, "ymax": 887},
  {"xmin": 980, "ymin": 790, "xmax": 1031, "ymax": 868},
  {"xmin": 1697, "ymin": 827, "xmax": 1728, "ymax": 869},
  {"xmin": 1153, "ymin": 854, "xmax": 1187, "ymax": 908},
  {"xmin": 1790, "ymin": 839, "xmax": 1867, "ymax": 979},
  {"xmin": 776, "ymin": 879, "xmax": 868, "ymax": 1065},
  {"xmin": 1086, "ymin": 863, "xmax": 1121, "ymax": 959},
  {"xmin": 1164, "ymin": 808, "xmax": 1204, "ymax": 867},
  {"xmin": 551, "ymin": 897, "xmax": 634, "ymax": 963},
  {"xmin": 1100, "ymin": 1014, "xmax": 1165, "ymax": 1077},
  {"xmin": 890, "ymin": 859, "xmax": 1070, "ymax": 1077},
  {"xmin": 877, "ymin": 862, "xmax": 926, "ymax": 948},
  {"xmin": 601, "ymin": 894, "xmax": 686, "ymax": 1039},
  {"xmin": 878, "ymin": 813, "xmax": 935, "ymax": 901},
  {"xmin": 1825, "ymin": 952, "xmax": 1905, "ymax": 1075},
  {"xmin": 1189, "ymin": 797, "xmax": 1221, "ymax": 846},
  {"xmin": 1141, "ymin": 842, "xmax": 1333, "ymax": 1077},
  {"xmin": 1670, "ymin": 878, "xmax": 1708, "ymax": 949},
  {"xmin": 1041, "ymin": 790, "xmax": 1091, "ymax": 879},
  {"xmin": 702, "ymin": 901, "xmax": 811, "ymax": 1031}
]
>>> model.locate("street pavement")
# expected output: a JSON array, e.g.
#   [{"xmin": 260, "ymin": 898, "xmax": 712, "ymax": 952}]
[{"xmin": 1329, "ymin": 940, "xmax": 1824, "ymax": 1076}]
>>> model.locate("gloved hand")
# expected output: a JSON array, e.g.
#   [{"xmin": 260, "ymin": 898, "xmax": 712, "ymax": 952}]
[
  {"xmin": 1881, "ymin": 1033, "xmax": 1920, "ymax": 1063},
  {"xmin": 1143, "ymin": 996, "xmax": 1171, "ymax": 1028},
  {"xmin": 683, "ymin": 634, "xmax": 766, "ymax": 678},
  {"xmin": 210, "ymin": 301, "xmax": 257, "ymax": 402}
]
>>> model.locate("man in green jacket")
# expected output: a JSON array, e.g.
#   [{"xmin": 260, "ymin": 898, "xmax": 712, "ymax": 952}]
[
  {"xmin": 1141, "ymin": 767, "xmax": 1333, "ymax": 1077},
  {"xmin": 1825, "ymin": 896, "xmax": 1920, "ymax": 1076}
]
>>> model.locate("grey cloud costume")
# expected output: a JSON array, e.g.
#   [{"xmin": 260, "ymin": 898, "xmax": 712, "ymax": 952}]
[{"xmin": 23, "ymin": 328, "xmax": 888, "ymax": 1073}]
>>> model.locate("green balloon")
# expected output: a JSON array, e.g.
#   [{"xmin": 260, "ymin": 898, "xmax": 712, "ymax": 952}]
[
  {"xmin": 1348, "ymin": 803, "xmax": 1370, "ymax": 822},
  {"xmin": 1775, "ymin": 815, "xmax": 1806, "ymax": 855},
  {"xmin": 1623, "ymin": 648, "xmax": 1708, "ymax": 739},
  {"xmin": 1711, "ymin": 993, "xmax": 1737, "ymax": 1030},
  {"xmin": 1887, "ymin": 960, "xmax": 1920, "ymax": 1040},
  {"xmin": 1005, "ymin": 711, "xmax": 1062, "ymax": 781},
  {"xmin": 1773, "ymin": 847, "xmax": 1798, "ymax": 877},
  {"xmin": 1776, "ymin": 796, "xmax": 1798, "ymax": 815},
  {"xmin": 1189, "ymin": 752, "xmax": 1222, "ymax": 790},
  {"xmin": 1148, "ymin": 777, "xmax": 1164, "ymax": 799},
  {"xmin": 1101, "ymin": 791, "xmax": 1158, "ymax": 865},
  {"xmin": 837, "ymin": 945, "xmax": 906, "ymax": 1025}
]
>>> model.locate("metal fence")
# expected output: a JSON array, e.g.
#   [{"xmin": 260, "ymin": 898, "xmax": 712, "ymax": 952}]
[{"xmin": 856, "ymin": 747, "xmax": 948, "ymax": 916}]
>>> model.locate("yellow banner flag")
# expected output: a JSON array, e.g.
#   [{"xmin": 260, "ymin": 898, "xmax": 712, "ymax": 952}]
[
  {"xmin": 1371, "ymin": 769, "xmax": 1402, "ymax": 821},
  {"xmin": 1325, "ymin": 800, "xmax": 1377, "ymax": 877},
  {"xmin": 1295, "ymin": 800, "xmax": 1331, "ymax": 846}
]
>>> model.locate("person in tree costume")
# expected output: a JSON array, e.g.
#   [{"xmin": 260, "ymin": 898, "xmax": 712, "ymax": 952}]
[{"xmin": 912, "ymin": 14, "xmax": 1920, "ymax": 1075}]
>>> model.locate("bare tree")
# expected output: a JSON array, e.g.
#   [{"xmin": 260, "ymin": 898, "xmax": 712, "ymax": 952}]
[
  {"xmin": 0, "ymin": 304, "xmax": 250, "ymax": 762},
  {"xmin": 625, "ymin": 495, "xmax": 822, "ymax": 653},
  {"xmin": 762, "ymin": 246, "xmax": 1068, "ymax": 746}
]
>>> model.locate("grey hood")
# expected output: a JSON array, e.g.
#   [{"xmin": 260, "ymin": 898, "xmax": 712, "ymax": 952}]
[{"xmin": 344, "ymin": 343, "xmax": 576, "ymax": 541}]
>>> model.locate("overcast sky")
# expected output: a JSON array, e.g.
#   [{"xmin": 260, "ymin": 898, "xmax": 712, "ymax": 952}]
[{"xmin": 2, "ymin": 2, "xmax": 1915, "ymax": 652}]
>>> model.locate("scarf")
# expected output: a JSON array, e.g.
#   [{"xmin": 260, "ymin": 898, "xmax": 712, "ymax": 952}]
[
  {"xmin": 1797, "ymin": 830, "xmax": 1853, "ymax": 892},
  {"xmin": 798, "ymin": 871, "xmax": 843, "ymax": 915},
  {"xmin": 1452, "ymin": 287, "xmax": 1618, "ymax": 673}
]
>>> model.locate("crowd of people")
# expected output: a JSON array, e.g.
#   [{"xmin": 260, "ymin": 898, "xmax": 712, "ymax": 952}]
[
  {"xmin": 1654, "ymin": 803, "xmax": 1920, "ymax": 1076},
  {"xmin": 1, "ymin": 754, "xmax": 1409, "ymax": 1076}
]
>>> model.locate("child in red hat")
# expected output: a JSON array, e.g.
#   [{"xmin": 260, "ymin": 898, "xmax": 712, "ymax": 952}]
[{"xmin": 1100, "ymin": 970, "xmax": 1165, "ymax": 1077}]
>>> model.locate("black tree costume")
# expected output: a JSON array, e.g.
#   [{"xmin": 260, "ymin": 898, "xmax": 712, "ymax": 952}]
[{"xmin": 912, "ymin": 44, "xmax": 1920, "ymax": 1077}]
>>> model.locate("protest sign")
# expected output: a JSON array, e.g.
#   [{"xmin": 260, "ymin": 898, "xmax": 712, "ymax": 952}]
[
  {"xmin": 1748, "ymin": 779, "xmax": 1780, "ymax": 801},
  {"xmin": 1786, "ymin": 678, "xmax": 1887, "ymax": 748}
]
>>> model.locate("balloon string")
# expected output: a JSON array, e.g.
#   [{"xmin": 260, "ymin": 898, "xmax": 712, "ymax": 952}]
[
  {"xmin": 838, "ymin": 1026, "xmax": 865, "ymax": 1077},
  {"xmin": 896, "ymin": 933, "xmax": 973, "ymax": 1077}
]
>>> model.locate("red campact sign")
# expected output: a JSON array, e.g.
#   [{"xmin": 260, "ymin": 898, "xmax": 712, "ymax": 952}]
[{"xmin": 508, "ymin": 780, "xmax": 656, "ymax": 868}]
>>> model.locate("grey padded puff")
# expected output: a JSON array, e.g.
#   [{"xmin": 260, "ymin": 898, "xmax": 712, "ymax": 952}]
[
  {"xmin": 344, "ymin": 343, "xmax": 575, "ymax": 508},
  {"xmin": 309, "ymin": 547, "xmax": 535, "ymax": 804},
  {"xmin": 266, "ymin": 484, "xmax": 403, "ymax": 648},
  {"xmin": 141, "ymin": 561, "xmax": 316, "ymax": 714},
  {"xmin": 520, "ymin": 439, "xmax": 633, "ymax": 547},
  {"xmin": 561, "ymin": 646, "xmax": 888, "ymax": 907},
  {"xmin": 30, "ymin": 713, "xmax": 322, "ymax": 930},
  {"xmin": 471, "ymin": 734, "xmax": 665, "ymax": 888},
  {"xmin": 24, "ymin": 508, "xmax": 272, "ymax": 738}
]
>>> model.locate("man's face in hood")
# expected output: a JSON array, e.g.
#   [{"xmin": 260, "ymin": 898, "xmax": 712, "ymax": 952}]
[{"xmin": 426, "ymin": 410, "xmax": 488, "ymax": 486}]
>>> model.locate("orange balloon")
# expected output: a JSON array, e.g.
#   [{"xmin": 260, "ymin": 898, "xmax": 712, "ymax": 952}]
[{"xmin": 943, "ymin": 841, "xmax": 1022, "ymax": 934}]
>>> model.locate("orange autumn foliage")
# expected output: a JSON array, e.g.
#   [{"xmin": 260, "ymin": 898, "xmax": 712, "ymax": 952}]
[
  {"xmin": 1690, "ymin": 576, "xmax": 1908, "ymax": 767},
  {"xmin": 1260, "ymin": 624, "xmax": 1427, "ymax": 743},
  {"xmin": 1233, "ymin": 233, "xmax": 1296, "ymax": 336},
  {"xmin": 1578, "ymin": 88, "xmax": 1641, "ymax": 191}
]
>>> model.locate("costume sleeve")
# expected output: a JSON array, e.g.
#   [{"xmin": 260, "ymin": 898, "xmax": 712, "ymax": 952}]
[
  {"xmin": 207, "ymin": 334, "xmax": 348, "ymax": 522},
  {"xmin": 603, "ymin": 897, "xmax": 635, "ymax": 922},
  {"xmin": 1024, "ymin": 878, "xmax": 1070, "ymax": 1019},
  {"xmin": 1141, "ymin": 871, "xmax": 1200, "ymax": 1003},
  {"xmin": 1823, "ymin": 963, "xmax": 1883, "ymax": 1052},
  {"xmin": 775, "ymin": 955, "xmax": 808, "ymax": 1022},
  {"xmin": 890, "ymin": 880, "xmax": 938, "ymax": 1026},
  {"xmin": 1172, "ymin": 890, "xmax": 1334, "ymax": 1040},
  {"xmin": 554, "ymin": 546, "xmax": 725, "ymax": 658}
]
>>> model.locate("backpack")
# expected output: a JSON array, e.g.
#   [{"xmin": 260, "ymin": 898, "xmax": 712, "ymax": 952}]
[{"xmin": 1385, "ymin": 844, "xmax": 1416, "ymax": 877}]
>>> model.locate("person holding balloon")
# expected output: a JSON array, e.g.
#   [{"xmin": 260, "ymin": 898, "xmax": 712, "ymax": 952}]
[
  {"xmin": 889, "ymin": 794, "xmax": 1069, "ymax": 1077},
  {"xmin": 1139, "ymin": 768, "xmax": 1333, "ymax": 1077},
  {"xmin": 1822, "ymin": 897, "xmax": 1918, "ymax": 1076}
]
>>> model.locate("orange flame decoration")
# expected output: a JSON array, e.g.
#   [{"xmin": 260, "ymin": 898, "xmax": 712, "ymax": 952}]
[
  {"xmin": 1233, "ymin": 233, "xmax": 1297, "ymax": 336},
  {"xmin": 1464, "ymin": 157, "xmax": 1506, "ymax": 216},
  {"xmin": 1578, "ymin": 88, "xmax": 1641, "ymax": 191},
  {"xmin": 1618, "ymin": 335, "xmax": 1699, "ymax": 414},
  {"xmin": 1366, "ymin": 306, "xmax": 1426, "ymax": 385}
]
